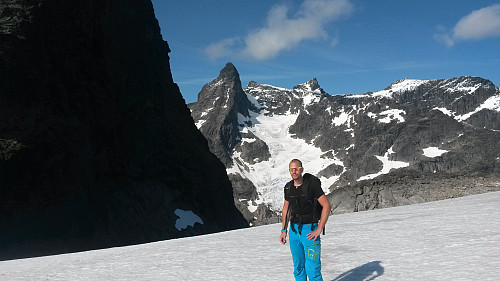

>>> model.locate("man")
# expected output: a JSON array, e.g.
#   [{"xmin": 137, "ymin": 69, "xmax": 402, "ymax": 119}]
[{"xmin": 280, "ymin": 159, "xmax": 331, "ymax": 281}]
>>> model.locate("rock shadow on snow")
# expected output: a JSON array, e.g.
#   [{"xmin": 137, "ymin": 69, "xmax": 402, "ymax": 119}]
[{"xmin": 331, "ymin": 261, "xmax": 384, "ymax": 281}]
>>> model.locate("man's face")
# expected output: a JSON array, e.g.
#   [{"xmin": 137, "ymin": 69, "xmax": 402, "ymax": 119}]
[{"xmin": 289, "ymin": 161, "xmax": 303, "ymax": 180}]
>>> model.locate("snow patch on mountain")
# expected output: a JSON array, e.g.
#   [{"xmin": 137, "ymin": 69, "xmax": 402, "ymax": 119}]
[
  {"xmin": 174, "ymin": 209, "xmax": 203, "ymax": 231},
  {"xmin": 374, "ymin": 79, "xmax": 427, "ymax": 98},
  {"xmin": 434, "ymin": 93, "xmax": 500, "ymax": 123},
  {"xmin": 423, "ymin": 147, "xmax": 448, "ymax": 158},
  {"xmin": 302, "ymin": 92, "xmax": 321, "ymax": 107},
  {"xmin": 193, "ymin": 107, "xmax": 214, "ymax": 129},
  {"xmin": 366, "ymin": 109, "xmax": 406, "ymax": 124},
  {"xmin": 457, "ymin": 94, "xmax": 500, "ymax": 121},
  {"xmin": 378, "ymin": 109, "xmax": 406, "ymax": 123},
  {"xmin": 260, "ymin": 84, "xmax": 288, "ymax": 91},
  {"xmin": 245, "ymin": 196, "xmax": 264, "ymax": 213},
  {"xmin": 357, "ymin": 150, "xmax": 410, "ymax": 181},
  {"xmin": 332, "ymin": 111, "xmax": 350, "ymax": 127},
  {"xmin": 445, "ymin": 79, "xmax": 483, "ymax": 95},
  {"xmin": 223, "ymin": 88, "xmax": 230, "ymax": 108},
  {"xmin": 348, "ymin": 79, "xmax": 427, "ymax": 99}
]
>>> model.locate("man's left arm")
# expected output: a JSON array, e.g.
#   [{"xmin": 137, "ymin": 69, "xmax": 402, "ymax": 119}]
[{"xmin": 306, "ymin": 195, "xmax": 331, "ymax": 241}]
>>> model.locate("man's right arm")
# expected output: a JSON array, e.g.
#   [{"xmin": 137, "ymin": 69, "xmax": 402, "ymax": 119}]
[
  {"xmin": 281, "ymin": 200, "xmax": 289, "ymax": 229},
  {"xmin": 280, "ymin": 200, "xmax": 289, "ymax": 244}
]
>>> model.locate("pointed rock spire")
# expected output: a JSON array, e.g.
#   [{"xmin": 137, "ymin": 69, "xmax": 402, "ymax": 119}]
[{"xmin": 219, "ymin": 62, "xmax": 240, "ymax": 81}]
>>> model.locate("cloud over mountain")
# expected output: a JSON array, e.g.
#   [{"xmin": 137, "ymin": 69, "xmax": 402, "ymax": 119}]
[
  {"xmin": 205, "ymin": 0, "xmax": 353, "ymax": 60},
  {"xmin": 435, "ymin": 4, "xmax": 500, "ymax": 46}
]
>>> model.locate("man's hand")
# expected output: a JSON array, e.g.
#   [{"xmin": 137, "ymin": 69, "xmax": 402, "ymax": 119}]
[
  {"xmin": 306, "ymin": 228, "xmax": 322, "ymax": 241},
  {"xmin": 280, "ymin": 232, "xmax": 287, "ymax": 244}
]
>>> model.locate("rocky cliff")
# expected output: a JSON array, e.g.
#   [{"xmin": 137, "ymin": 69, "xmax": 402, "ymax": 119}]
[
  {"xmin": 0, "ymin": 0, "xmax": 247, "ymax": 260},
  {"xmin": 189, "ymin": 63, "xmax": 500, "ymax": 226}
]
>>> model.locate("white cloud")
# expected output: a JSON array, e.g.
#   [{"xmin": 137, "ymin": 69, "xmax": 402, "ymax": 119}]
[
  {"xmin": 206, "ymin": 0, "xmax": 353, "ymax": 61},
  {"xmin": 434, "ymin": 25, "xmax": 455, "ymax": 47},
  {"xmin": 204, "ymin": 37, "xmax": 240, "ymax": 60},
  {"xmin": 435, "ymin": 4, "xmax": 500, "ymax": 47}
]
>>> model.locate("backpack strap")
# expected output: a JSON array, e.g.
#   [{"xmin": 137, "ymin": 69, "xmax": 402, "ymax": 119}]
[
  {"xmin": 303, "ymin": 174, "xmax": 325, "ymax": 235},
  {"xmin": 301, "ymin": 174, "xmax": 310, "ymax": 198},
  {"xmin": 302, "ymin": 174, "xmax": 317, "ymax": 232},
  {"xmin": 284, "ymin": 180, "xmax": 293, "ymax": 199}
]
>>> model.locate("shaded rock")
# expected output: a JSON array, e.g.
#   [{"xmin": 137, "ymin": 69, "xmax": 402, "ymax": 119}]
[{"xmin": 0, "ymin": 0, "xmax": 247, "ymax": 260}]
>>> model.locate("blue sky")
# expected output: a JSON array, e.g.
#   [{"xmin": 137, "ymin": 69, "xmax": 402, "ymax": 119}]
[{"xmin": 151, "ymin": 0, "xmax": 500, "ymax": 104}]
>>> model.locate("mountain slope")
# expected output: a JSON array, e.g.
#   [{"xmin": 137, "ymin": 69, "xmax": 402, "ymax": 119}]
[
  {"xmin": 189, "ymin": 63, "xmax": 500, "ymax": 225},
  {"xmin": 0, "ymin": 1, "xmax": 246, "ymax": 260}
]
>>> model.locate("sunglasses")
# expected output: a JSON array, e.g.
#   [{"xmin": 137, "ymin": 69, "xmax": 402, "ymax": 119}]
[{"xmin": 289, "ymin": 167, "xmax": 303, "ymax": 172}]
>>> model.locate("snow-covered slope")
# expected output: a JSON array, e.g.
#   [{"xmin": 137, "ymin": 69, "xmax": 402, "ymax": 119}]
[
  {"xmin": 1, "ymin": 191, "xmax": 499, "ymax": 280},
  {"xmin": 227, "ymin": 82, "xmax": 340, "ymax": 211}
]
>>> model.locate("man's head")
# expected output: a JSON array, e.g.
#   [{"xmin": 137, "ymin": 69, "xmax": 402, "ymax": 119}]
[{"xmin": 289, "ymin": 159, "xmax": 303, "ymax": 180}]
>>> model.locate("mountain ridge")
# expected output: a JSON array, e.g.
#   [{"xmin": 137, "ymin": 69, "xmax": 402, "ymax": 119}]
[{"xmin": 189, "ymin": 62, "xmax": 500, "ymax": 225}]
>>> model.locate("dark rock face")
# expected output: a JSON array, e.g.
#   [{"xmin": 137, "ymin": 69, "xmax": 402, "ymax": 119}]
[
  {"xmin": 236, "ymin": 131, "xmax": 271, "ymax": 165},
  {"xmin": 187, "ymin": 63, "xmax": 271, "ymax": 225},
  {"xmin": 329, "ymin": 171, "xmax": 500, "ymax": 214},
  {"xmin": 0, "ymin": 0, "xmax": 247, "ymax": 260},
  {"xmin": 189, "ymin": 63, "xmax": 500, "ymax": 225},
  {"xmin": 188, "ymin": 62, "xmax": 257, "ymax": 166}
]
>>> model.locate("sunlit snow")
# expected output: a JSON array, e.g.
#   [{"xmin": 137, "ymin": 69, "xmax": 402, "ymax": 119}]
[
  {"xmin": 422, "ymin": 147, "xmax": 448, "ymax": 158},
  {"xmin": 434, "ymin": 93, "xmax": 500, "ymax": 123},
  {"xmin": 456, "ymin": 94, "xmax": 500, "ymax": 121},
  {"xmin": 1, "ymin": 192, "xmax": 498, "ymax": 280},
  {"xmin": 302, "ymin": 92, "xmax": 321, "ymax": 106},
  {"xmin": 445, "ymin": 80, "xmax": 482, "ymax": 95},
  {"xmin": 332, "ymin": 111, "xmax": 351, "ymax": 127},
  {"xmin": 357, "ymin": 151, "xmax": 409, "ymax": 181},
  {"xmin": 348, "ymin": 79, "xmax": 427, "ymax": 99},
  {"xmin": 377, "ymin": 109, "xmax": 405, "ymax": 123}
]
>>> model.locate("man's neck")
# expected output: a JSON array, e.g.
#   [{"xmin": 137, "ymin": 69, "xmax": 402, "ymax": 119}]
[{"xmin": 294, "ymin": 178, "xmax": 303, "ymax": 187}]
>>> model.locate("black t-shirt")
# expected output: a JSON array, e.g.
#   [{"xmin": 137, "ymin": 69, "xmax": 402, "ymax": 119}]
[{"xmin": 284, "ymin": 173, "xmax": 324, "ymax": 223}]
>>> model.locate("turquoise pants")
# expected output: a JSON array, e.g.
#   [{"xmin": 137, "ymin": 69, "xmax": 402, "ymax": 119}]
[{"xmin": 289, "ymin": 223, "xmax": 323, "ymax": 281}]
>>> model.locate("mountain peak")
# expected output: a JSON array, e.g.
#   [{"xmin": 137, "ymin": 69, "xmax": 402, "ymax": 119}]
[
  {"xmin": 306, "ymin": 78, "xmax": 320, "ymax": 89},
  {"xmin": 293, "ymin": 78, "xmax": 325, "ymax": 95},
  {"xmin": 384, "ymin": 78, "xmax": 428, "ymax": 92},
  {"xmin": 219, "ymin": 62, "xmax": 240, "ymax": 81}
]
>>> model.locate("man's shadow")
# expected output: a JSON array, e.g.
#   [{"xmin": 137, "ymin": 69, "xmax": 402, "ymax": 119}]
[{"xmin": 331, "ymin": 261, "xmax": 384, "ymax": 281}]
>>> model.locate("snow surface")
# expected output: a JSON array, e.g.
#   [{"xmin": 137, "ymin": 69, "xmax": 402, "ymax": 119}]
[{"xmin": 1, "ymin": 192, "xmax": 499, "ymax": 280}]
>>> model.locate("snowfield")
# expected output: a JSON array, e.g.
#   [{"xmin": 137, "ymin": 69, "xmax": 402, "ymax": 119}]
[{"xmin": 1, "ymin": 191, "xmax": 499, "ymax": 280}]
